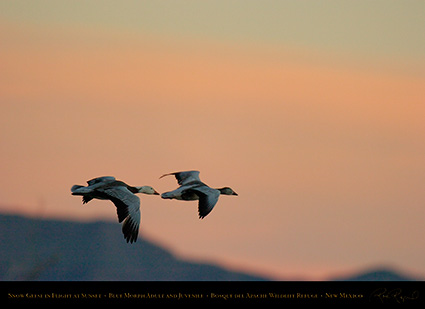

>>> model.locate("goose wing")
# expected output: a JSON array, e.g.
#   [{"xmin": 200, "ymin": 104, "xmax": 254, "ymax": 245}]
[
  {"xmin": 87, "ymin": 176, "xmax": 116, "ymax": 186},
  {"xmin": 160, "ymin": 170, "xmax": 201, "ymax": 186},
  {"xmin": 101, "ymin": 186, "xmax": 141, "ymax": 243},
  {"xmin": 190, "ymin": 186, "xmax": 220, "ymax": 219}
]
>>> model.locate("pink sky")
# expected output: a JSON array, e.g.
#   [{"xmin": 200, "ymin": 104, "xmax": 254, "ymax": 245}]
[{"xmin": 1, "ymin": 19, "xmax": 424, "ymax": 279}]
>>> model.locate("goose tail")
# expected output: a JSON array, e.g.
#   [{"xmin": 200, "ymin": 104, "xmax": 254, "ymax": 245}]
[
  {"xmin": 161, "ymin": 191, "xmax": 174, "ymax": 199},
  {"xmin": 71, "ymin": 185, "xmax": 90, "ymax": 195}
]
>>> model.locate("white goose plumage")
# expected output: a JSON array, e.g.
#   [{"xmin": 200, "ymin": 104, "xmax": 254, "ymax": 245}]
[
  {"xmin": 71, "ymin": 176, "xmax": 159, "ymax": 243},
  {"xmin": 160, "ymin": 170, "xmax": 238, "ymax": 219}
]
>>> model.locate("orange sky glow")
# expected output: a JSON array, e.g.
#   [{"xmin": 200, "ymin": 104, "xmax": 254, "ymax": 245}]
[{"xmin": 1, "ymin": 21, "xmax": 424, "ymax": 279}]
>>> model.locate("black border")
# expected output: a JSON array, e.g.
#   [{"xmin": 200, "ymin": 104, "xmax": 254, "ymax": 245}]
[{"xmin": 2, "ymin": 281, "xmax": 424, "ymax": 305}]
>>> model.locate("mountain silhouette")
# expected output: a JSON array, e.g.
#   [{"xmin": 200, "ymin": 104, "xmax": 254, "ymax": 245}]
[
  {"xmin": 331, "ymin": 268, "xmax": 419, "ymax": 281},
  {"xmin": 0, "ymin": 214, "xmax": 418, "ymax": 281},
  {"xmin": 0, "ymin": 214, "xmax": 265, "ymax": 280}
]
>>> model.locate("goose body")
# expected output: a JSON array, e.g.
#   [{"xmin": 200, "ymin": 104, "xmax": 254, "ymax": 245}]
[
  {"xmin": 71, "ymin": 176, "xmax": 159, "ymax": 243},
  {"xmin": 160, "ymin": 170, "xmax": 238, "ymax": 219}
]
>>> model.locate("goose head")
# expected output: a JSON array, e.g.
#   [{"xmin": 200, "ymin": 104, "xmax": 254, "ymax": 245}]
[
  {"xmin": 218, "ymin": 187, "xmax": 238, "ymax": 196},
  {"xmin": 135, "ymin": 186, "xmax": 160, "ymax": 195}
]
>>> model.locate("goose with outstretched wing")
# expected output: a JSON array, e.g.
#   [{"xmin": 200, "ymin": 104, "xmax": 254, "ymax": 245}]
[
  {"xmin": 160, "ymin": 170, "xmax": 238, "ymax": 219},
  {"xmin": 71, "ymin": 176, "xmax": 159, "ymax": 243}
]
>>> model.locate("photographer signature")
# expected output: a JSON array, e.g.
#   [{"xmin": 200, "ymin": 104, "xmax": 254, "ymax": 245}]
[{"xmin": 370, "ymin": 288, "xmax": 419, "ymax": 303}]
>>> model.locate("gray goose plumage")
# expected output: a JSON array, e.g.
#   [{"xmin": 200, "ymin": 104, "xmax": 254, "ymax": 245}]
[
  {"xmin": 160, "ymin": 170, "xmax": 238, "ymax": 219},
  {"xmin": 71, "ymin": 176, "xmax": 159, "ymax": 243}
]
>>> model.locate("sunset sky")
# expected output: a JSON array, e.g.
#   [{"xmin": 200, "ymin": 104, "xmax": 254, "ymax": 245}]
[{"xmin": 1, "ymin": 1, "xmax": 424, "ymax": 280}]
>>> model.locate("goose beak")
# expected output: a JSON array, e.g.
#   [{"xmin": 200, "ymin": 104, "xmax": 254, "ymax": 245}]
[
  {"xmin": 232, "ymin": 192, "xmax": 238, "ymax": 196},
  {"xmin": 154, "ymin": 190, "xmax": 160, "ymax": 195}
]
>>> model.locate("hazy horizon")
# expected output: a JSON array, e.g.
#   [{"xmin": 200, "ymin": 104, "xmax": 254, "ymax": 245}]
[
  {"xmin": 1, "ymin": 1, "xmax": 424, "ymax": 280},
  {"xmin": 1, "ymin": 211, "xmax": 421, "ymax": 281}
]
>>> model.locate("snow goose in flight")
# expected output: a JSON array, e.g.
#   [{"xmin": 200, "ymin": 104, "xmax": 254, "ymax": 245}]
[
  {"xmin": 159, "ymin": 170, "xmax": 238, "ymax": 219},
  {"xmin": 71, "ymin": 176, "xmax": 159, "ymax": 243}
]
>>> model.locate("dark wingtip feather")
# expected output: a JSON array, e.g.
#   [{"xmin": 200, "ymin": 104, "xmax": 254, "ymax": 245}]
[{"xmin": 122, "ymin": 216, "xmax": 139, "ymax": 244}]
